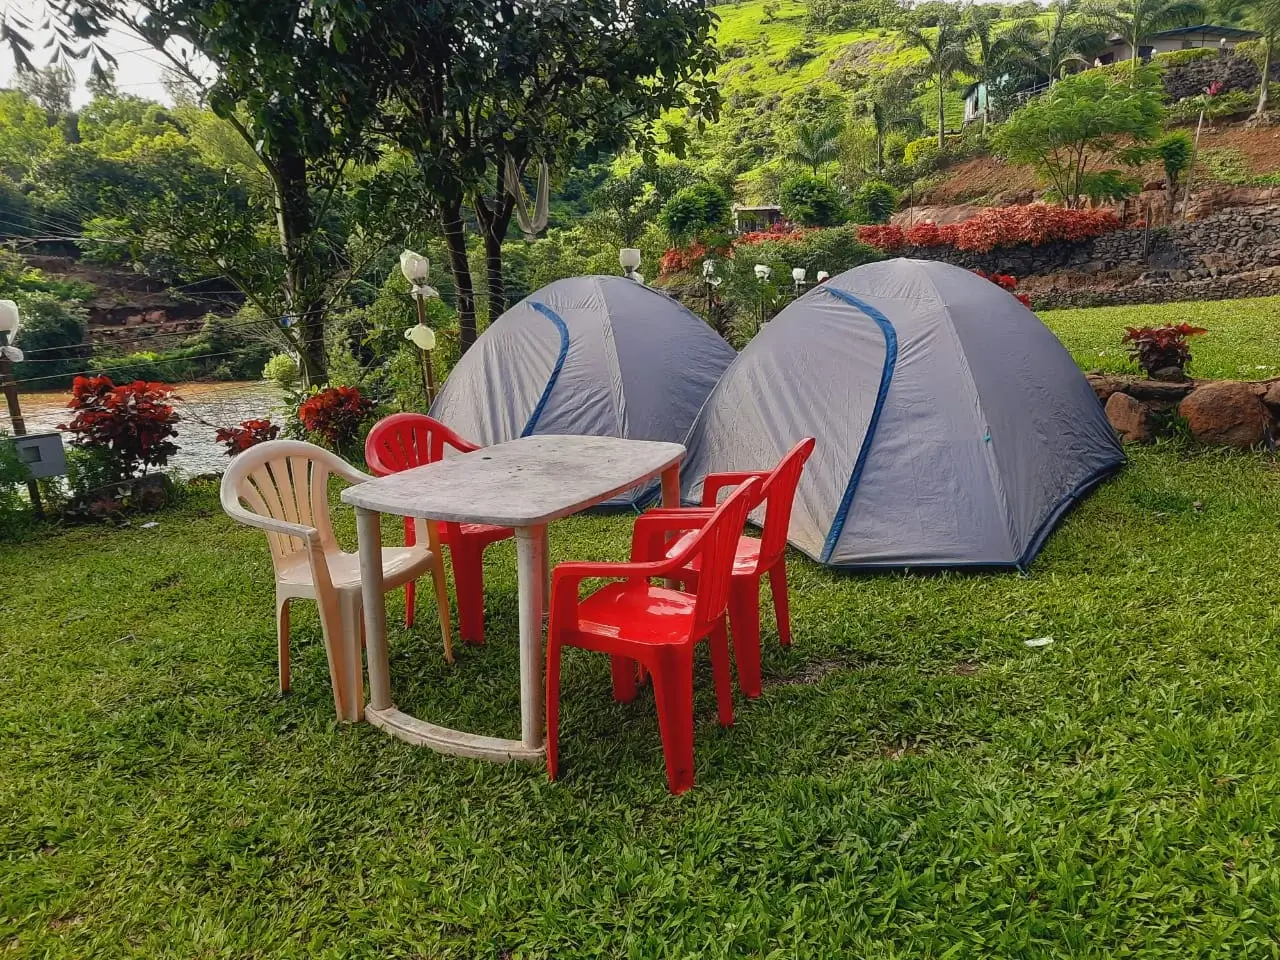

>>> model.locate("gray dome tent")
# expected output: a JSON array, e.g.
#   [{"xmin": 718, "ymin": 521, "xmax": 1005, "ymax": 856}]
[
  {"xmin": 431, "ymin": 275, "xmax": 737, "ymax": 506},
  {"xmin": 681, "ymin": 258, "xmax": 1124, "ymax": 569}
]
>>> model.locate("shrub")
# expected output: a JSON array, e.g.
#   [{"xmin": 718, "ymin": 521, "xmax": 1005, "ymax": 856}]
[
  {"xmin": 1122, "ymin": 323, "xmax": 1207, "ymax": 381},
  {"xmin": 216, "ymin": 418, "xmax": 280, "ymax": 456},
  {"xmin": 780, "ymin": 175, "xmax": 847, "ymax": 227},
  {"xmin": 660, "ymin": 182, "xmax": 732, "ymax": 245},
  {"xmin": 262, "ymin": 353, "xmax": 301, "ymax": 389},
  {"xmin": 859, "ymin": 205, "xmax": 1120, "ymax": 254},
  {"xmin": 0, "ymin": 432, "xmax": 33, "ymax": 540},
  {"xmin": 297, "ymin": 385, "xmax": 374, "ymax": 453},
  {"xmin": 856, "ymin": 224, "xmax": 905, "ymax": 251},
  {"xmin": 8, "ymin": 293, "xmax": 89, "ymax": 385},
  {"xmin": 851, "ymin": 180, "xmax": 899, "ymax": 225},
  {"xmin": 903, "ymin": 137, "xmax": 942, "ymax": 172},
  {"xmin": 58, "ymin": 376, "xmax": 180, "ymax": 480}
]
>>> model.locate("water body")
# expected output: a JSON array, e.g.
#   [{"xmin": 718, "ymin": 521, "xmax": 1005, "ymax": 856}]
[{"xmin": 19, "ymin": 380, "xmax": 283, "ymax": 477}]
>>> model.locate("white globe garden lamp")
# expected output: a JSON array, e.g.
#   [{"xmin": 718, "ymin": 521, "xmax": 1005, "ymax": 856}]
[{"xmin": 400, "ymin": 250, "xmax": 440, "ymax": 403}]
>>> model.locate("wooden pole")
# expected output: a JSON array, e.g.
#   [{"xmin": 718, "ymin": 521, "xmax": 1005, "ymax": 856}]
[{"xmin": 0, "ymin": 347, "xmax": 43, "ymax": 518}]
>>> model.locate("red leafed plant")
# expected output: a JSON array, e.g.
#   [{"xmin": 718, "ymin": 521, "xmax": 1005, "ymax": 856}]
[
  {"xmin": 973, "ymin": 269, "xmax": 1033, "ymax": 307},
  {"xmin": 58, "ymin": 375, "xmax": 180, "ymax": 479},
  {"xmin": 734, "ymin": 227, "xmax": 812, "ymax": 246},
  {"xmin": 216, "ymin": 418, "xmax": 280, "ymax": 456},
  {"xmin": 659, "ymin": 242, "xmax": 709, "ymax": 276},
  {"xmin": 1121, "ymin": 323, "xmax": 1207, "ymax": 381},
  {"xmin": 297, "ymin": 385, "xmax": 374, "ymax": 451},
  {"xmin": 858, "ymin": 205, "xmax": 1121, "ymax": 255},
  {"xmin": 856, "ymin": 224, "xmax": 905, "ymax": 251}
]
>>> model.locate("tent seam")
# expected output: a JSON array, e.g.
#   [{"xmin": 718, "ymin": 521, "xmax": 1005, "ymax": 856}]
[
  {"xmin": 522, "ymin": 302, "xmax": 570, "ymax": 437},
  {"xmin": 916, "ymin": 265, "xmax": 1020, "ymax": 561},
  {"xmin": 596, "ymin": 277, "xmax": 628, "ymax": 438},
  {"xmin": 819, "ymin": 286, "xmax": 899, "ymax": 564}
]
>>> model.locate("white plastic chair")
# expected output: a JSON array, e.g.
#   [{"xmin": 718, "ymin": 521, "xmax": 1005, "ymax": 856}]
[{"xmin": 220, "ymin": 439, "xmax": 452, "ymax": 721}]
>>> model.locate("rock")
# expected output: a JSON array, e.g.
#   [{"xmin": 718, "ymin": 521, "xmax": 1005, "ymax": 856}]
[
  {"xmin": 1087, "ymin": 374, "xmax": 1124, "ymax": 402},
  {"xmin": 1178, "ymin": 381, "xmax": 1270, "ymax": 448},
  {"xmin": 1105, "ymin": 392, "xmax": 1153, "ymax": 444}
]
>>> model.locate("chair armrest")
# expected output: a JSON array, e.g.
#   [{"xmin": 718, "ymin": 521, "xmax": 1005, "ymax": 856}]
[
  {"xmin": 222, "ymin": 498, "xmax": 319, "ymax": 542},
  {"xmin": 630, "ymin": 509, "xmax": 715, "ymax": 562},
  {"xmin": 330, "ymin": 459, "xmax": 373, "ymax": 486},
  {"xmin": 701, "ymin": 471, "xmax": 769, "ymax": 507},
  {"xmin": 550, "ymin": 558, "xmax": 674, "ymax": 632}
]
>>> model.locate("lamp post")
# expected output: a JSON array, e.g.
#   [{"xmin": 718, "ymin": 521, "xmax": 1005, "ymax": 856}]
[
  {"xmin": 620, "ymin": 247, "xmax": 642, "ymax": 283},
  {"xmin": 791, "ymin": 266, "xmax": 806, "ymax": 296},
  {"xmin": 816, "ymin": 270, "xmax": 830, "ymax": 284},
  {"xmin": 0, "ymin": 300, "xmax": 41, "ymax": 517},
  {"xmin": 754, "ymin": 263, "xmax": 772, "ymax": 327},
  {"xmin": 399, "ymin": 250, "xmax": 439, "ymax": 406}
]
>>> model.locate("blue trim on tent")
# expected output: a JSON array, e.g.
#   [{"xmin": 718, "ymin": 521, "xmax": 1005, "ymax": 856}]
[
  {"xmin": 818, "ymin": 287, "xmax": 899, "ymax": 564},
  {"xmin": 1014, "ymin": 457, "xmax": 1124, "ymax": 570},
  {"xmin": 521, "ymin": 302, "xmax": 570, "ymax": 437}
]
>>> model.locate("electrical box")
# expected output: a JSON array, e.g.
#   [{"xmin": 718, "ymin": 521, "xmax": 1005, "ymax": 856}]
[{"xmin": 12, "ymin": 431, "xmax": 67, "ymax": 479}]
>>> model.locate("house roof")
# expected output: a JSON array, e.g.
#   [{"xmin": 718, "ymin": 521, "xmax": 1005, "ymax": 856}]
[{"xmin": 1150, "ymin": 23, "xmax": 1261, "ymax": 40}]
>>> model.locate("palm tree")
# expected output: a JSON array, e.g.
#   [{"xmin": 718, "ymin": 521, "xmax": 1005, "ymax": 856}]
[
  {"xmin": 785, "ymin": 118, "xmax": 845, "ymax": 175},
  {"xmin": 855, "ymin": 75, "xmax": 923, "ymax": 172},
  {"xmin": 901, "ymin": 10, "xmax": 976, "ymax": 149},
  {"xmin": 1033, "ymin": 0, "xmax": 1109, "ymax": 85},
  {"xmin": 1250, "ymin": 0, "xmax": 1280, "ymax": 116},
  {"xmin": 1091, "ymin": 0, "xmax": 1206, "ymax": 84},
  {"xmin": 966, "ymin": 9, "xmax": 1041, "ymax": 125}
]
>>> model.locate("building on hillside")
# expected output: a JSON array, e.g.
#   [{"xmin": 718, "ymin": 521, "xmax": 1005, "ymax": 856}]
[
  {"xmin": 732, "ymin": 204, "xmax": 784, "ymax": 233},
  {"xmin": 1095, "ymin": 24, "xmax": 1260, "ymax": 64},
  {"xmin": 963, "ymin": 24, "xmax": 1259, "ymax": 124}
]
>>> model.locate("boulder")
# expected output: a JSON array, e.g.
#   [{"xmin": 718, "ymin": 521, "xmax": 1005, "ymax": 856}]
[
  {"xmin": 1105, "ymin": 391, "xmax": 1154, "ymax": 444},
  {"xmin": 1178, "ymin": 381, "xmax": 1270, "ymax": 448}
]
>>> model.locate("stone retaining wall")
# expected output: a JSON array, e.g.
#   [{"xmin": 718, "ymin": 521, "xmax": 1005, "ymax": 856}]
[
  {"xmin": 1089, "ymin": 374, "xmax": 1280, "ymax": 448},
  {"xmin": 898, "ymin": 204, "xmax": 1280, "ymax": 309}
]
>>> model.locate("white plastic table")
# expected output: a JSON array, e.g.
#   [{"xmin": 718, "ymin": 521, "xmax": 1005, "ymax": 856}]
[{"xmin": 341, "ymin": 435, "xmax": 685, "ymax": 762}]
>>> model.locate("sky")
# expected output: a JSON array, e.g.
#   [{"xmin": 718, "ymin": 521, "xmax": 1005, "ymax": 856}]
[{"xmin": 0, "ymin": 2, "xmax": 193, "ymax": 107}]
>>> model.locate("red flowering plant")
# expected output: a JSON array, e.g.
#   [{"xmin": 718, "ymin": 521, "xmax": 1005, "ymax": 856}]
[
  {"xmin": 1121, "ymin": 323, "xmax": 1208, "ymax": 381},
  {"xmin": 856, "ymin": 224, "xmax": 905, "ymax": 251},
  {"xmin": 296, "ymin": 385, "xmax": 374, "ymax": 452},
  {"xmin": 216, "ymin": 418, "xmax": 280, "ymax": 456},
  {"xmin": 58, "ymin": 376, "xmax": 180, "ymax": 480}
]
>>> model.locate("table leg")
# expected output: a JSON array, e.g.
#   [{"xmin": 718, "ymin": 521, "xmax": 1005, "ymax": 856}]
[
  {"xmin": 515, "ymin": 524, "xmax": 548, "ymax": 752},
  {"xmin": 356, "ymin": 507, "xmax": 392, "ymax": 716}
]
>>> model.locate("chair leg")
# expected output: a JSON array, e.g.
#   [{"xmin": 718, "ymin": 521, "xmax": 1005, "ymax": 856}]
[
  {"xmin": 707, "ymin": 622, "xmax": 735, "ymax": 727},
  {"xmin": 276, "ymin": 596, "xmax": 291, "ymax": 695},
  {"xmin": 338, "ymin": 598, "xmax": 365, "ymax": 720},
  {"xmin": 728, "ymin": 577, "xmax": 763, "ymax": 698},
  {"xmin": 452, "ymin": 541, "xmax": 487, "ymax": 645},
  {"xmin": 429, "ymin": 555, "xmax": 455, "ymax": 665},
  {"xmin": 545, "ymin": 635, "xmax": 563, "ymax": 781},
  {"xmin": 610, "ymin": 655, "xmax": 638, "ymax": 703},
  {"xmin": 769, "ymin": 563, "xmax": 793, "ymax": 648},
  {"xmin": 402, "ymin": 517, "xmax": 417, "ymax": 628},
  {"xmin": 651, "ymin": 649, "xmax": 696, "ymax": 794}
]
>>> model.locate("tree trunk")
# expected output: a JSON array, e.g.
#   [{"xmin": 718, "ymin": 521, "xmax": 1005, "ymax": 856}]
[
  {"xmin": 441, "ymin": 200, "xmax": 478, "ymax": 353},
  {"xmin": 1257, "ymin": 41, "xmax": 1272, "ymax": 118},
  {"xmin": 473, "ymin": 179, "xmax": 517, "ymax": 321},
  {"xmin": 274, "ymin": 150, "xmax": 326, "ymax": 385},
  {"xmin": 1182, "ymin": 109, "xmax": 1205, "ymax": 221},
  {"xmin": 937, "ymin": 70, "xmax": 947, "ymax": 150}
]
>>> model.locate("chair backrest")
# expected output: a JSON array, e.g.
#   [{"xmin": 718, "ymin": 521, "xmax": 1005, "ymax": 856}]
[
  {"xmin": 365, "ymin": 413, "xmax": 479, "ymax": 477},
  {"xmin": 680, "ymin": 477, "xmax": 762, "ymax": 637},
  {"xmin": 220, "ymin": 439, "xmax": 367, "ymax": 571},
  {"xmin": 757, "ymin": 437, "xmax": 817, "ymax": 570}
]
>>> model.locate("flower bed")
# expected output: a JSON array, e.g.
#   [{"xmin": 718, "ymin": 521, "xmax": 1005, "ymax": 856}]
[{"xmin": 858, "ymin": 205, "xmax": 1122, "ymax": 255}]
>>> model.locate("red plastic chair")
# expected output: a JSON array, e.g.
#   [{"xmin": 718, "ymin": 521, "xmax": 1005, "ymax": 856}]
[
  {"xmin": 546, "ymin": 477, "xmax": 761, "ymax": 794},
  {"xmin": 364, "ymin": 413, "xmax": 514, "ymax": 644},
  {"xmin": 639, "ymin": 438, "xmax": 816, "ymax": 699}
]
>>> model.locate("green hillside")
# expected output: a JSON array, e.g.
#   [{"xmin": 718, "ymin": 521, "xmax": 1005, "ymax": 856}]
[{"xmin": 676, "ymin": 0, "xmax": 963, "ymax": 205}]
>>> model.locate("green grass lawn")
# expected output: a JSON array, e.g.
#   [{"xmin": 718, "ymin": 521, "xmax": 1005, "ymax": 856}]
[
  {"xmin": 4, "ymin": 441, "xmax": 1280, "ymax": 957},
  {"xmin": 1042, "ymin": 296, "xmax": 1280, "ymax": 382}
]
